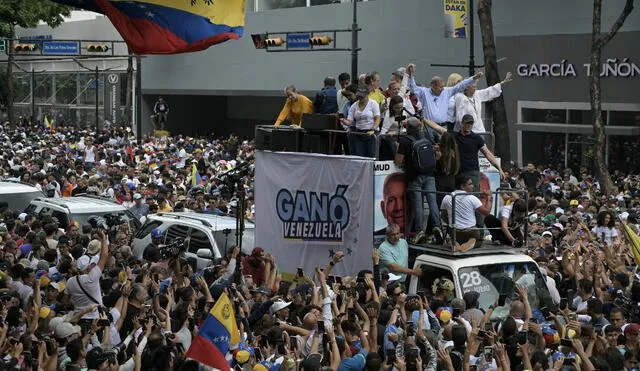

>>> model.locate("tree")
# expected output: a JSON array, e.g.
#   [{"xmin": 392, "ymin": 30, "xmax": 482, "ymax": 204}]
[
  {"xmin": 0, "ymin": 0, "xmax": 71, "ymax": 124},
  {"xmin": 477, "ymin": 0, "xmax": 511, "ymax": 165},
  {"xmin": 589, "ymin": 0, "xmax": 634, "ymax": 195}
]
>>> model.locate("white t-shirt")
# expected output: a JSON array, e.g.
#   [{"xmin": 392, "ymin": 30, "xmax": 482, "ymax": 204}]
[
  {"xmin": 176, "ymin": 149, "xmax": 187, "ymax": 169},
  {"xmin": 347, "ymin": 99, "xmax": 380, "ymax": 131},
  {"xmin": 500, "ymin": 204, "xmax": 513, "ymax": 220},
  {"xmin": 591, "ymin": 226, "xmax": 618, "ymax": 245},
  {"xmin": 441, "ymin": 190, "xmax": 482, "ymax": 229},
  {"xmin": 65, "ymin": 266, "xmax": 103, "ymax": 319},
  {"xmin": 84, "ymin": 146, "xmax": 96, "ymax": 163}
]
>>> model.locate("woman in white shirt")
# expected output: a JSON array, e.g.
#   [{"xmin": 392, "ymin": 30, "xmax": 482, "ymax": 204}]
[
  {"xmin": 340, "ymin": 85, "xmax": 381, "ymax": 158},
  {"xmin": 592, "ymin": 210, "xmax": 619, "ymax": 245},
  {"xmin": 453, "ymin": 72, "xmax": 513, "ymax": 133}
]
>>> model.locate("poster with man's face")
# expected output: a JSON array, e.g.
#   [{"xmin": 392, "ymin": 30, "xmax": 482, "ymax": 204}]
[{"xmin": 374, "ymin": 161, "xmax": 408, "ymax": 235}]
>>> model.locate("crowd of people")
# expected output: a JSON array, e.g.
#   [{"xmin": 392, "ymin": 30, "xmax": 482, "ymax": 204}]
[{"xmin": 0, "ymin": 64, "xmax": 638, "ymax": 371}]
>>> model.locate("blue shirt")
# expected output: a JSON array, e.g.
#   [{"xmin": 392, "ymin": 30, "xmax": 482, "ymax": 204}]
[
  {"xmin": 409, "ymin": 76, "xmax": 474, "ymax": 124},
  {"xmin": 378, "ymin": 238, "xmax": 409, "ymax": 281},
  {"xmin": 314, "ymin": 86, "xmax": 339, "ymax": 114},
  {"xmin": 338, "ymin": 349, "xmax": 368, "ymax": 371}
]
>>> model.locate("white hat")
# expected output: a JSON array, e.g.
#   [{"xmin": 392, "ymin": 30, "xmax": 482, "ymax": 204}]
[
  {"xmin": 552, "ymin": 223, "xmax": 564, "ymax": 232},
  {"xmin": 133, "ymin": 193, "xmax": 143, "ymax": 200},
  {"xmin": 18, "ymin": 213, "xmax": 27, "ymax": 221},
  {"xmin": 388, "ymin": 273, "xmax": 403, "ymax": 282},
  {"xmin": 620, "ymin": 212, "xmax": 630, "ymax": 221},
  {"xmin": 542, "ymin": 231, "xmax": 553, "ymax": 237},
  {"xmin": 555, "ymin": 207, "xmax": 564, "ymax": 215},
  {"xmin": 86, "ymin": 239, "xmax": 101, "ymax": 255},
  {"xmin": 54, "ymin": 322, "xmax": 82, "ymax": 339},
  {"xmin": 269, "ymin": 300, "xmax": 291, "ymax": 315},
  {"xmin": 77, "ymin": 254, "xmax": 100, "ymax": 271}
]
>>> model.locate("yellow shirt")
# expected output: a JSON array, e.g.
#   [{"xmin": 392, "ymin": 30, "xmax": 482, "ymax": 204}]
[
  {"xmin": 369, "ymin": 89, "xmax": 386, "ymax": 106},
  {"xmin": 274, "ymin": 95, "xmax": 314, "ymax": 126}
]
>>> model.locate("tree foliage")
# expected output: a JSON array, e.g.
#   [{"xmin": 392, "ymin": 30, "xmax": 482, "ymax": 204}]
[{"xmin": 0, "ymin": 0, "xmax": 71, "ymax": 37}]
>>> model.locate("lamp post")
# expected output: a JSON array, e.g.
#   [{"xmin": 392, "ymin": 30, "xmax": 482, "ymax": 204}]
[{"xmin": 351, "ymin": 0, "xmax": 359, "ymax": 83}]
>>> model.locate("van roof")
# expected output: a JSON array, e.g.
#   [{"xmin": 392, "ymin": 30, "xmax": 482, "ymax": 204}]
[
  {"xmin": 151, "ymin": 212, "xmax": 255, "ymax": 230},
  {"xmin": 0, "ymin": 181, "xmax": 44, "ymax": 194},
  {"xmin": 31, "ymin": 196, "xmax": 127, "ymax": 213}
]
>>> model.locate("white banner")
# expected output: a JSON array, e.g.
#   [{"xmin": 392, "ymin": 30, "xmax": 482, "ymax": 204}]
[{"xmin": 255, "ymin": 151, "xmax": 374, "ymax": 276}]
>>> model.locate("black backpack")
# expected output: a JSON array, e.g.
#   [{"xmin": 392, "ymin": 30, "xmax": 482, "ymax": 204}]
[{"xmin": 408, "ymin": 135, "xmax": 436, "ymax": 173}]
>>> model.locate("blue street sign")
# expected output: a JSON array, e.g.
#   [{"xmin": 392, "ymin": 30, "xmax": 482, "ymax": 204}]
[
  {"xmin": 42, "ymin": 41, "xmax": 79, "ymax": 55},
  {"xmin": 286, "ymin": 33, "xmax": 311, "ymax": 49}
]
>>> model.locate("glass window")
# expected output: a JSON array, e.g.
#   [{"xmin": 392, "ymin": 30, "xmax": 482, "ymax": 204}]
[
  {"xmin": 418, "ymin": 265, "xmax": 454, "ymax": 299},
  {"xmin": 522, "ymin": 108, "xmax": 566, "ymax": 123},
  {"xmin": 609, "ymin": 111, "xmax": 640, "ymax": 127},
  {"xmin": 567, "ymin": 134, "xmax": 595, "ymax": 172},
  {"xmin": 52, "ymin": 211, "xmax": 69, "ymax": 229},
  {"xmin": 258, "ymin": 0, "xmax": 306, "ymax": 11},
  {"xmin": 165, "ymin": 224, "xmax": 190, "ymax": 243},
  {"xmin": 135, "ymin": 220, "xmax": 162, "ymax": 239},
  {"xmin": 608, "ymin": 135, "xmax": 640, "ymax": 173},
  {"xmin": 213, "ymin": 229, "xmax": 236, "ymax": 258},
  {"xmin": 2, "ymin": 191, "xmax": 44, "ymax": 213},
  {"xmin": 188, "ymin": 229, "xmax": 211, "ymax": 254},
  {"xmin": 521, "ymin": 131, "xmax": 566, "ymax": 167},
  {"xmin": 457, "ymin": 261, "xmax": 551, "ymax": 317}
]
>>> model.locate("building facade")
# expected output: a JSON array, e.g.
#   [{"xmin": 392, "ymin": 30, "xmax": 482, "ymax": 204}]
[{"xmin": 5, "ymin": 0, "xmax": 640, "ymax": 170}]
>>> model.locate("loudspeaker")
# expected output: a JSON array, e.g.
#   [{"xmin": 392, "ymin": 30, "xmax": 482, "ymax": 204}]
[
  {"xmin": 301, "ymin": 132, "xmax": 331, "ymax": 154},
  {"xmin": 255, "ymin": 127, "xmax": 300, "ymax": 152}
]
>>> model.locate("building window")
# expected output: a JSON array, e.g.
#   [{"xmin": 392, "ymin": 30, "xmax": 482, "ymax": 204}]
[
  {"xmin": 609, "ymin": 110, "xmax": 640, "ymax": 127},
  {"xmin": 522, "ymin": 108, "xmax": 566, "ymax": 123}
]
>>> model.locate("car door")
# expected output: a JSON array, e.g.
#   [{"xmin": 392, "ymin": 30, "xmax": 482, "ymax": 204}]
[{"xmin": 186, "ymin": 228, "xmax": 215, "ymax": 270}]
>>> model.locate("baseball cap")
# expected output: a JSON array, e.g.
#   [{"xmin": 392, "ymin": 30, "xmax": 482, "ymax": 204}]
[
  {"xmin": 542, "ymin": 231, "xmax": 553, "ymax": 237},
  {"xmin": 552, "ymin": 223, "xmax": 564, "ymax": 232},
  {"xmin": 461, "ymin": 114, "xmax": 474, "ymax": 124},
  {"xmin": 269, "ymin": 300, "xmax": 292, "ymax": 315},
  {"xmin": 77, "ymin": 255, "xmax": 100, "ymax": 271},
  {"xmin": 133, "ymin": 193, "xmax": 143, "ymax": 200},
  {"xmin": 301, "ymin": 353, "xmax": 323, "ymax": 371},
  {"xmin": 569, "ymin": 199, "xmax": 579, "ymax": 206}
]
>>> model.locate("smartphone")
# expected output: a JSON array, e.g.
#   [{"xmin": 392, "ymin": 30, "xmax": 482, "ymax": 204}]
[
  {"xmin": 559, "ymin": 298, "xmax": 568, "ymax": 310},
  {"xmin": 529, "ymin": 317, "xmax": 538, "ymax": 324},
  {"xmin": 485, "ymin": 322, "xmax": 494, "ymax": 332},
  {"xmin": 416, "ymin": 289, "xmax": 425, "ymax": 297},
  {"xmin": 276, "ymin": 340, "xmax": 286, "ymax": 355},
  {"xmin": 484, "ymin": 346, "xmax": 493, "ymax": 362},
  {"xmin": 498, "ymin": 293, "xmax": 507, "ymax": 307},
  {"xmin": 560, "ymin": 338, "xmax": 573, "ymax": 347},
  {"xmin": 517, "ymin": 331, "xmax": 528, "ymax": 345},
  {"xmin": 564, "ymin": 357, "xmax": 575, "ymax": 366},
  {"xmin": 478, "ymin": 330, "xmax": 488, "ymax": 338},
  {"xmin": 386, "ymin": 349, "xmax": 396, "ymax": 365},
  {"xmin": 452, "ymin": 308, "xmax": 462, "ymax": 318},
  {"xmin": 317, "ymin": 320, "xmax": 325, "ymax": 333},
  {"xmin": 407, "ymin": 321, "xmax": 415, "ymax": 337},
  {"xmin": 568, "ymin": 313, "xmax": 577, "ymax": 321},
  {"xmin": 540, "ymin": 307, "xmax": 551, "ymax": 319},
  {"xmin": 297, "ymin": 268, "xmax": 304, "ymax": 277}
]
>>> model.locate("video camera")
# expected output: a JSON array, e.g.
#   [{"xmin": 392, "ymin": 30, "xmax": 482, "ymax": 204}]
[{"xmin": 158, "ymin": 238, "xmax": 186, "ymax": 260}]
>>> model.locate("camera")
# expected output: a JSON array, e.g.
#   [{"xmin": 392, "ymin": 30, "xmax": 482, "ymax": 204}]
[
  {"xmin": 158, "ymin": 238, "xmax": 186, "ymax": 259},
  {"xmin": 87, "ymin": 216, "xmax": 108, "ymax": 231},
  {"xmin": 394, "ymin": 115, "xmax": 407, "ymax": 123}
]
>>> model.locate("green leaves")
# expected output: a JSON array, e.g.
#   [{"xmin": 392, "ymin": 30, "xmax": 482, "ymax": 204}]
[{"xmin": 0, "ymin": 0, "xmax": 71, "ymax": 37}]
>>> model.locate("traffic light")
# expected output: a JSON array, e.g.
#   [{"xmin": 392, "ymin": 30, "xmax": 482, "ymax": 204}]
[
  {"xmin": 310, "ymin": 36, "xmax": 333, "ymax": 46},
  {"xmin": 13, "ymin": 43, "xmax": 38, "ymax": 52},
  {"xmin": 87, "ymin": 44, "xmax": 109, "ymax": 52},
  {"xmin": 265, "ymin": 38, "xmax": 285, "ymax": 47}
]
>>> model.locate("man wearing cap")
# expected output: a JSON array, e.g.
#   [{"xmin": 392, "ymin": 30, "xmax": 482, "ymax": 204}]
[
  {"xmin": 129, "ymin": 193, "xmax": 149, "ymax": 220},
  {"xmin": 270, "ymin": 300, "xmax": 292, "ymax": 323},
  {"xmin": 65, "ymin": 230, "xmax": 108, "ymax": 320},
  {"xmin": 423, "ymin": 114, "xmax": 504, "ymax": 191}
]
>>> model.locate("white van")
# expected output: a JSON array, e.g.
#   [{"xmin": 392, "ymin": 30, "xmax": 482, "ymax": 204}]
[
  {"xmin": 408, "ymin": 246, "xmax": 554, "ymax": 319},
  {"xmin": 0, "ymin": 181, "xmax": 46, "ymax": 212}
]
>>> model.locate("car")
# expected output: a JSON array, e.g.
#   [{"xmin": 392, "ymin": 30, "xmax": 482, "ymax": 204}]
[
  {"xmin": 25, "ymin": 196, "xmax": 141, "ymax": 232},
  {"xmin": 0, "ymin": 181, "xmax": 46, "ymax": 212},
  {"xmin": 408, "ymin": 245, "xmax": 554, "ymax": 320},
  {"xmin": 132, "ymin": 212, "xmax": 255, "ymax": 270}
]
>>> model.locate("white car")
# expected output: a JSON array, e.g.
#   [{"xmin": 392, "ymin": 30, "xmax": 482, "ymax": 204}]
[
  {"xmin": 408, "ymin": 246, "xmax": 554, "ymax": 319},
  {"xmin": 0, "ymin": 181, "xmax": 46, "ymax": 212},
  {"xmin": 132, "ymin": 212, "xmax": 255, "ymax": 270},
  {"xmin": 25, "ymin": 196, "xmax": 141, "ymax": 232}
]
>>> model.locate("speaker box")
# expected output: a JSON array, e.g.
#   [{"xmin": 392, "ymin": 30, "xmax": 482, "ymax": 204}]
[
  {"xmin": 255, "ymin": 127, "xmax": 300, "ymax": 152},
  {"xmin": 301, "ymin": 132, "xmax": 331, "ymax": 154}
]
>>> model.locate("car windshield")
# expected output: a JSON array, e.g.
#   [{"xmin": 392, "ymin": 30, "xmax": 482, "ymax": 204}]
[
  {"xmin": 212, "ymin": 228, "xmax": 255, "ymax": 257},
  {"xmin": 457, "ymin": 261, "xmax": 553, "ymax": 319},
  {"xmin": 4, "ymin": 191, "xmax": 45, "ymax": 212},
  {"xmin": 72, "ymin": 210, "xmax": 141, "ymax": 232}
]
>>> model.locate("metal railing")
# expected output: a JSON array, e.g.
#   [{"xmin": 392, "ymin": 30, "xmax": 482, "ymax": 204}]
[{"xmin": 404, "ymin": 187, "xmax": 529, "ymax": 253}]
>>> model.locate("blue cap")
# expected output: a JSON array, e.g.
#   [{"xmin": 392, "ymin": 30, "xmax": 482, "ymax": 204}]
[{"xmin": 151, "ymin": 228, "xmax": 164, "ymax": 239}]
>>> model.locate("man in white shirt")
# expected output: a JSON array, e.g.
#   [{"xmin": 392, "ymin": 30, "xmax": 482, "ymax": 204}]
[
  {"xmin": 441, "ymin": 175, "xmax": 493, "ymax": 252},
  {"xmin": 65, "ymin": 230, "xmax": 109, "ymax": 320}
]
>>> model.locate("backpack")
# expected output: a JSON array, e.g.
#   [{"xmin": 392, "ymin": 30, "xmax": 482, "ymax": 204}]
[{"xmin": 408, "ymin": 135, "xmax": 436, "ymax": 173}]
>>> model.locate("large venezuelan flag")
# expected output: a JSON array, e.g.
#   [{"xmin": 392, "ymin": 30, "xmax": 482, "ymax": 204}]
[
  {"xmin": 192, "ymin": 163, "xmax": 204, "ymax": 187},
  {"xmin": 50, "ymin": 0, "xmax": 244, "ymax": 54},
  {"xmin": 186, "ymin": 292, "xmax": 240, "ymax": 370}
]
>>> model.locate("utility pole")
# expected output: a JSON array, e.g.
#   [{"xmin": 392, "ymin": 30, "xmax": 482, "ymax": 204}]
[
  {"xmin": 95, "ymin": 66, "xmax": 99, "ymax": 132},
  {"xmin": 351, "ymin": 0, "xmax": 359, "ymax": 83},
  {"xmin": 468, "ymin": 0, "xmax": 475, "ymax": 76},
  {"xmin": 30, "ymin": 69, "xmax": 35, "ymax": 120},
  {"xmin": 135, "ymin": 56, "xmax": 142, "ymax": 144}
]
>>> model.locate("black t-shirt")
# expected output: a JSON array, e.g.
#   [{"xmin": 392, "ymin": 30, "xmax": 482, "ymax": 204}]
[
  {"xmin": 521, "ymin": 171, "xmax": 542, "ymax": 190},
  {"xmin": 397, "ymin": 135, "xmax": 435, "ymax": 179},
  {"xmin": 454, "ymin": 131, "xmax": 485, "ymax": 172}
]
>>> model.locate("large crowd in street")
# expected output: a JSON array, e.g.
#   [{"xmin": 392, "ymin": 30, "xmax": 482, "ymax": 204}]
[{"xmin": 0, "ymin": 63, "xmax": 639, "ymax": 371}]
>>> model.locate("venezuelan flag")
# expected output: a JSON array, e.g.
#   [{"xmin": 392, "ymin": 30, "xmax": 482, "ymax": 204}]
[
  {"xmin": 186, "ymin": 292, "xmax": 240, "ymax": 370},
  {"xmin": 192, "ymin": 163, "xmax": 204, "ymax": 187},
  {"xmin": 50, "ymin": 0, "xmax": 245, "ymax": 54}
]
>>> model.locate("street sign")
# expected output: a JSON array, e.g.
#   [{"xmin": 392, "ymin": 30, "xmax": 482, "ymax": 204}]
[
  {"xmin": 42, "ymin": 41, "xmax": 79, "ymax": 55},
  {"xmin": 286, "ymin": 33, "xmax": 311, "ymax": 49},
  {"xmin": 0, "ymin": 39, "xmax": 6, "ymax": 53}
]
